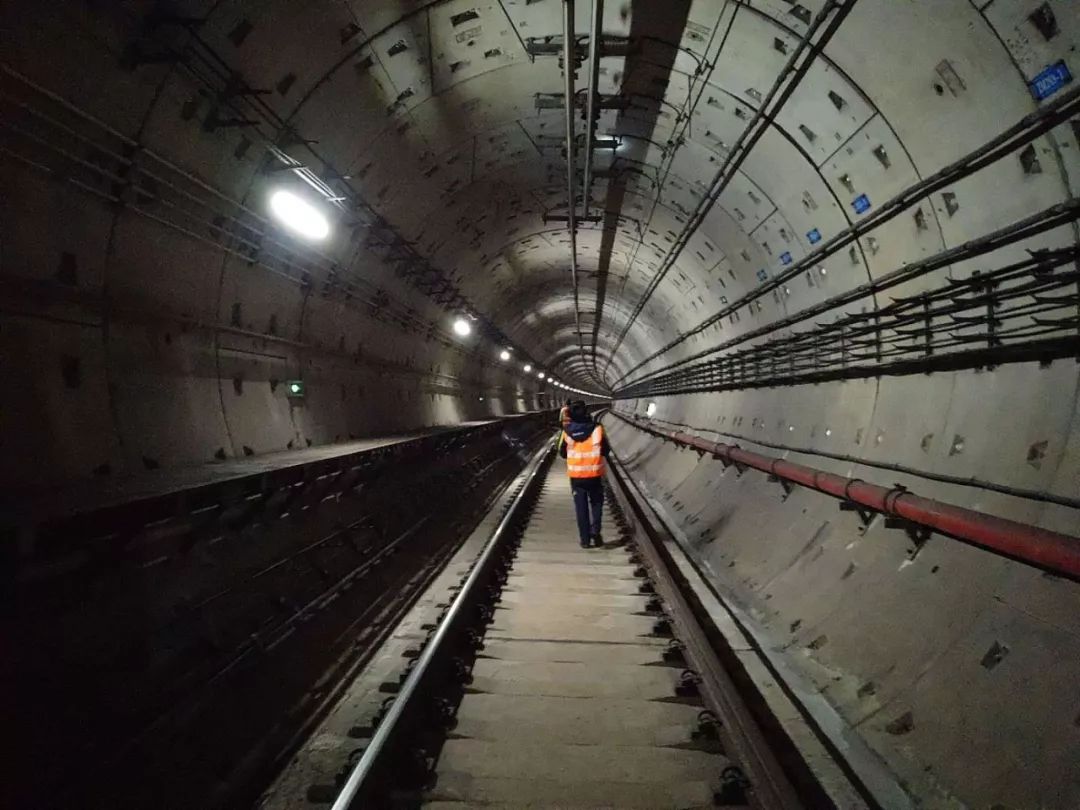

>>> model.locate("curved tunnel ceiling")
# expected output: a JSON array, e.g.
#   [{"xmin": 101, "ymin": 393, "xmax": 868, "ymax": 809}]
[
  {"xmin": 1, "ymin": 0, "xmax": 1077, "ymax": 470},
  {"xmin": 3, "ymin": 1, "xmax": 1080, "ymax": 806}
]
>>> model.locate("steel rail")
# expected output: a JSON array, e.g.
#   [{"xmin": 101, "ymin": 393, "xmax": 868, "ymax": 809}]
[
  {"xmin": 610, "ymin": 411, "xmax": 1080, "ymax": 582},
  {"xmin": 604, "ymin": 452, "xmax": 809, "ymax": 809},
  {"xmin": 329, "ymin": 441, "xmax": 555, "ymax": 808}
]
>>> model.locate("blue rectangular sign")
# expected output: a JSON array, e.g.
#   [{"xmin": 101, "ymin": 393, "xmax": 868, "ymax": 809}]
[
  {"xmin": 756, "ymin": 268, "xmax": 768, "ymax": 283},
  {"xmin": 807, "ymin": 228, "xmax": 822, "ymax": 244},
  {"xmin": 1030, "ymin": 60, "xmax": 1072, "ymax": 101},
  {"xmin": 852, "ymin": 193, "xmax": 871, "ymax": 214},
  {"xmin": 780, "ymin": 251, "xmax": 793, "ymax": 266}
]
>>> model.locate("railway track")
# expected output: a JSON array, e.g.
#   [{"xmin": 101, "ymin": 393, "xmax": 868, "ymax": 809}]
[
  {"xmin": 5, "ymin": 416, "xmax": 552, "ymax": 810},
  {"xmin": 268, "ymin": 432, "xmax": 870, "ymax": 809}
]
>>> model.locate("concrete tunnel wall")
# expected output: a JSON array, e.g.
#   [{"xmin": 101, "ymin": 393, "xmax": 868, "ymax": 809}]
[{"xmin": 1, "ymin": 0, "xmax": 1078, "ymax": 806}]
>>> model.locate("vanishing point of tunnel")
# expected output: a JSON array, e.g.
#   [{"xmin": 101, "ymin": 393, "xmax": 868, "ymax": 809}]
[{"xmin": 1, "ymin": 0, "xmax": 1078, "ymax": 808}]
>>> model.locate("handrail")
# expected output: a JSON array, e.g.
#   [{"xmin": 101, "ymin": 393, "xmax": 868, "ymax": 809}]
[
  {"xmin": 609, "ymin": 411, "xmax": 1080, "ymax": 582},
  {"xmin": 330, "ymin": 441, "xmax": 554, "ymax": 808}
]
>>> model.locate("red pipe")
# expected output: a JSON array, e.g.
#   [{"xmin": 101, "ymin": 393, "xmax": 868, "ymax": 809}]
[{"xmin": 615, "ymin": 414, "xmax": 1080, "ymax": 581}]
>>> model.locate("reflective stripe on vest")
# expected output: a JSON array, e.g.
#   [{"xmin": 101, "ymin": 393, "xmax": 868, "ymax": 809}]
[{"xmin": 564, "ymin": 425, "xmax": 604, "ymax": 478}]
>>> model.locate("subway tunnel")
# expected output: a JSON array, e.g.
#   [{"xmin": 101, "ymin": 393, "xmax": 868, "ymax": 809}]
[{"xmin": 1, "ymin": 0, "xmax": 1079, "ymax": 808}]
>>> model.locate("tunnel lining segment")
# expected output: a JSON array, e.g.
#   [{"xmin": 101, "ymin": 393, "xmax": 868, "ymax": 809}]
[
  {"xmin": 616, "ymin": 239, "xmax": 1080, "ymax": 399},
  {"xmin": 603, "ymin": 0, "xmax": 861, "ymax": 377},
  {"xmin": 115, "ymin": 22, "xmax": 546, "ymax": 369},
  {"xmin": 611, "ymin": 411, "xmax": 1080, "ymax": 582},
  {"xmin": 614, "ymin": 82, "xmax": 1080, "ymax": 390},
  {"xmin": 329, "ymin": 441, "xmax": 556, "ymax": 807}
]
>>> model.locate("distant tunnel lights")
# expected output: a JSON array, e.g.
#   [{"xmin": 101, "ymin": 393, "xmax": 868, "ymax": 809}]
[
  {"xmin": 452, "ymin": 318, "xmax": 472, "ymax": 337},
  {"xmin": 499, "ymin": 349, "xmax": 511, "ymax": 361},
  {"xmin": 538, "ymin": 372, "xmax": 545, "ymax": 380},
  {"xmin": 269, "ymin": 190, "xmax": 330, "ymax": 240},
  {"xmin": 523, "ymin": 364, "xmax": 532, "ymax": 373}
]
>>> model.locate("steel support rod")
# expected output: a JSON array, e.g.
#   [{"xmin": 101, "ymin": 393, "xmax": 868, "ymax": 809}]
[
  {"xmin": 563, "ymin": 0, "xmax": 588, "ymax": 379},
  {"xmin": 612, "ymin": 412, "xmax": 1080, "ymax": 581},
  {"xmin": 581, "ymin": 0, "xmax": 604, "ymax": 219},
  {"xmin": 601, "ymin": 0, "xmax": 856, "ymax": 378}
]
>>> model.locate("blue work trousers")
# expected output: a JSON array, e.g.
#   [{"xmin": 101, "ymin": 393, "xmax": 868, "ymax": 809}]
[{"xmin": 571, "ymin": 478, "xmax": 604, "ymax": 543}]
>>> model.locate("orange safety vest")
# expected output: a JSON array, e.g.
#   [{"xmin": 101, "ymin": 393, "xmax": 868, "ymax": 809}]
[{"xmin": 564, "ymin": 425, "xmax": 605, "ymax": 479}]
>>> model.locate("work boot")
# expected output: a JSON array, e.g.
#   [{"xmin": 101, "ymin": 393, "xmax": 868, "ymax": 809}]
[
  {"xmin": 580, "ymin": 538, "xmax": 590, "ymax": 549},
  {"xmin": 591, "ymin": 533, "xmax": 604, "ymax": 548}
]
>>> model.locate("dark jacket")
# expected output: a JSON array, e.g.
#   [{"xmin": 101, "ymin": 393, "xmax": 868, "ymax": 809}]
[{"xmin": 559, "ymin": 418, "xmax": 611, "ymax": 460}]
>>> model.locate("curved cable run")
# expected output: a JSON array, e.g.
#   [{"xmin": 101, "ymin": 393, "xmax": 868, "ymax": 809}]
[
  {"xmin": 562, "ymin": 0, "xmax": 595, "ymax": 389},
  {"xmin": 614, "ymin": 204, "xmax": 1080, "ymax": 398},
  {"xmin": 600, "ymin": 0, "xmax": 859, "ymax": 379},
  {"xmin": 593, "ymin": 2, "xmax": 735, "ymax": 382},
  {"xmin": 116, "ymin": 19, "xmax": 550, "ymax": 375},
  {"xmin": 582, "ymin": 0, "xmax": 604, "ymax": 379},
  {"xmin": 613, "ymin": 82, "xmax": 1080, "ymax": 390}
]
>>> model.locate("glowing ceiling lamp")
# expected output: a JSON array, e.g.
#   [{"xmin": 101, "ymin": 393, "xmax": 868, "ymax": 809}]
[
  {"xmin": 499, "ymin": 349, "xmax": 511, "ymax": 361},
  {"xmin": 269, "ymin": 190, "xmax": 330, "ymax": 240},
  {"xmin": 523, "ymin": 364, "xmax": 532, "ymax": 373},
  {"xmin": 538, "ymin": 372, "xmax": 545, "ymax": 380},
  {"xmin": 452, "ymin": 317, "xmax": 472, "ymax": 337}
]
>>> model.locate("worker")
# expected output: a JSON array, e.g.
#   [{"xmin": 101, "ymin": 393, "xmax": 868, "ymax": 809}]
[
  {"xmin": 556, "ymin": 398, "xmax": 572, "ymax": 451},
  {"xmin": 559, "ymin": 400, "xmax": 611, "ymax": 549},
  {"xmin": 559, "ymin": 398, "xmax": 572, "ymax": 428}
]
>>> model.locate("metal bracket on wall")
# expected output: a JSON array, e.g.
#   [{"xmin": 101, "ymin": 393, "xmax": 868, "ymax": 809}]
[
  {"xmin": 839, "ymin": 500, "xmax": 878, "ymax": 534},
  {"xmin": 885, "ymin": 516, "xmax": 932, "ymax": 559},
  {"xmin": 767, "ymin": 474, "xmax": 795, "ymax": 501},
  {"xmin": 714, "ymin": 453, "xmax": 746, "ymax": 476},
  {"xmin": 119, "ymin": 44, "xmax": 182, "ymax": 69}
]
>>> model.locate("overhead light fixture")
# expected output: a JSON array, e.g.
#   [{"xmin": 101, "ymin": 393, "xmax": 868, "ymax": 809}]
[
  {"xmin": 452, "ymin": 317, "xmax": 472, "ymax": 337},
  {"xmin": 538, "ymin": 372, "xmax": 546, "ymax": 380},
  {"xmin": 269, "ymin": 189, "xmax": 330, "ymax": 240},
  {"xmin": 499, "ymin": 349, "xmax": 511, "ymax": 361},
  {"xmin": 523, "ymin": 364, "xmax": 532, "ymax": 372}
]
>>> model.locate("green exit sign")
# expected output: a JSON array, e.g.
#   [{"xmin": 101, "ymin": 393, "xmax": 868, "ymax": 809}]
[{"xmin": 286, "ymin": 380, "xmax": 305, "ymax": 398}]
